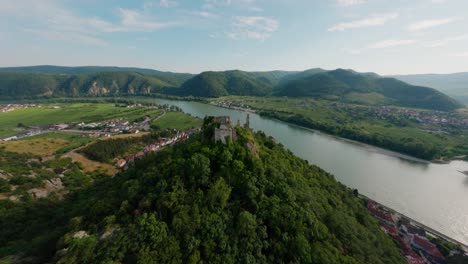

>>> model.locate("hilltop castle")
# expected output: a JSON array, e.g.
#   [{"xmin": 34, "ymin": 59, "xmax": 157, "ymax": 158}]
[{"xmin": 213, "ymin": 114, "xmax": 250, "ymax": 144}]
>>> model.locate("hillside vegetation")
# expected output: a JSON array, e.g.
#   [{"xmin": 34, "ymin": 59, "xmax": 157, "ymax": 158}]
[
  {"xmin": 179, "ymin": 70, "xmax": 293, "ymax": 97},
  {"xmin": 0, "ymin": 124, "xmax": 405, "ymax": 263},
  {"xmin": 392, "ymin": 72, "xmax": 468, "ymax": 105},
  {"xmin": 0, "ymin": 66, "xmax": 463, "ymax": 111},
  {"xmin": 0, "ymin": 65, "xmax": 193, "ymax": 86},
  {"xmin": 276, "ymin": 69, "xmax": 463, "ymax": 111},
  {"xmin": 0, "ymin": 71, "xmax": 178, "ymax": 99}
]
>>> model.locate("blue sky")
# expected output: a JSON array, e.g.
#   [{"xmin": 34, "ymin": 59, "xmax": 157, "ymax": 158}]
[{"xmin": 1, "ymin": 0, "xmax": 467, "ymax": 74}]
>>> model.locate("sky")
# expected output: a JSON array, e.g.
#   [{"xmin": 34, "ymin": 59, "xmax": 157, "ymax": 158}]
[{"xmin": 1, "ymin": 0, "xmax": 468, "ymax": 75}]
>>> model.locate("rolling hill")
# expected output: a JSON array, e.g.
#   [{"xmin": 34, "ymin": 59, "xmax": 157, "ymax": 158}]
[
  {"xmin": 0, "ymin": 65, "xmax": 194, "ymax": 87},
  {"xmin": 0, "ymin": 71, "xmax": 176, "ymax": 99},
  {"xmin": 276, "ymin": 69, "xmax": 463, "ymax": 111},
  {"xmin": 0, "ymin": 65, "xmax": 463, "ymax": 111},
  {"xmin": 179, "ymin": 68, "xmax": 462, "ymax": 111},
  {"xmin": 391, "ymin": 73, "xmax": 468, "ymax": 105},
  {"xmin": 179, "ymin": 70, "xmax": 296, "ymax": 97}
]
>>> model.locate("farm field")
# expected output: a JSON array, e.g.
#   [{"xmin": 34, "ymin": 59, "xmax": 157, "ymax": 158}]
[
  {"xmin": 0, "ymin": 103, "xmax": 163, "ymax": 129},
  {"xmin": 151, "ymin": 111, "xmax": 202, "ymax": 130},
  {"xmin": 0, "ymin": 137, "xmax": 69, "ymax": 156}
]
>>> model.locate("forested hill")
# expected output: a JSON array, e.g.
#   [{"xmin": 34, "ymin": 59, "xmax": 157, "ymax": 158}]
[
  {"xmin": 275, "ymin": 69, "xmax": 463, "ymax": 111},
  {"xmin": 0, "ymin": 71, "xmax": 179, "ymax": 99},
  {"xmin": 391, "ymin": 72, "xmax": 468, "ymax": 105},
  {"xmin": 0, "ymin": 65, "xmax": 462, "ymax": 111},
  {"xmin": 0, "ymin": 65, "xmax": 194, "ymax": 85},
  {"xmin": 179, "ymin": 70, "xmax": 295, "ymax": 97},
  {"xmin": 179, "ymin": 68, "xmax": 462, "ymax": 111},
  {"xmin": 0, "ymin": 123, "xmax": 405, "ymax": 263}
]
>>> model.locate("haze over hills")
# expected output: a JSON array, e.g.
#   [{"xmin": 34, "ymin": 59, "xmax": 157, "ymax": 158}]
[
  {"xmin": 0, "ymin": 65, "xmax": 463, "ymax": 111},
  {"xmin": 391, "ymin": 73, "xmax": 468, "ymax": 105}
]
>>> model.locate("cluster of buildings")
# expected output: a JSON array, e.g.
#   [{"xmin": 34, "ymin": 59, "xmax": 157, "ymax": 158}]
[
  {"xmin": 115, "ymin": 129, "xmax": 198, "ymax": 169},
  {"xmin": 366, "ymin": 199, "xmax": 457, "ymax": 264},
  {"xmin": 330, "ymin": 104, "xmax": 468, "ymax": 130},
  {"xmin": 0, "ymin": 103, "xmax": 39, "ymax": 113},
  {"xmin": 210, "ymin": 100, "xmax": 256, "ymax": 113},
  {"xmin": 78, "ymin": 116, "xmax": 154, "ymax": 134}
]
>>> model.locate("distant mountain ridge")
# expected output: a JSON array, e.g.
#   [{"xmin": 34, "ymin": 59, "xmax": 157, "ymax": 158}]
[
  {"xmin": 391, "ymin": 72, "xmax": 468, "ymax": 105},
  {"xmin": 180, "ymin": 68, "xmax": 462, "ymax": 111},
  {"xmin": 0, "ymin": 65, "xmax": 194, "ymax": 86},
  {"xmin": 0, "ymin": 71, "xmax": 175, "ymax": 98},
  {"xmin": 0, "ymin": 65, "xmax": 463, "ymax": 111}
]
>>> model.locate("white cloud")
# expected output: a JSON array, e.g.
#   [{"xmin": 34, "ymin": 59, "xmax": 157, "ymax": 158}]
[
  {"xmin": 159, "ymin": 0, "xmax": 178, "ymax": 8},
  {"xmin": 408, "ymin": 17, "xmax": 460, "ymax": 31},
  {"xmin": 0, "ymin": 0, "xmax": 179, "ymax": 47},
  {"xmin": 328, "ymin": 12, "xmax": 398, "ymax": 32},
  {"xmin": 226, "ymin": 16, "xmax": 279, "ymax": 40},
  {"xmin": 369, "ymin": 39, "xmax": 416, "ymax": 49},
  {"xmin": 203, "ymin": 0, "xmax": 257, "ymax": 10},
  {"xmin": 336, "ymin": 0, "xmax": 366, "ymax": 6},
  {"xmin": 116, "ymin": 8, "xmax": 178, "ymax": 32},
  {"xmin": 190, "ymin": 11, "xmax": 219, "ymax": 18},
  {"xmin": 431, "ymin": 0, "xmax": 447, "ymax": 3}
]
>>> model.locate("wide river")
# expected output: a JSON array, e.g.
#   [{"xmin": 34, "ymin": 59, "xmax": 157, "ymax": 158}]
[{"xmin": 155, "ymin": 99, "xmax": 468, "ymax": 245}]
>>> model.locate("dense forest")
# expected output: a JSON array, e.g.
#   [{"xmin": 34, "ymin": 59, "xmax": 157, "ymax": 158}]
[
  {"xmin": 0, "ymin": 123, "xmax": 405, "ymax": 263},
  {"xmin": 0, "ymin": 66, "xmax": 462, "ymax": 111}
]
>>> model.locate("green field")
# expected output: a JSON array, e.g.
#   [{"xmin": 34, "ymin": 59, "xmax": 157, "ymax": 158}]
[
  {"xmin": 0, "ymin": 103, "xmax": 163, "ymax": 129},
  {"xmin": 0, "ymin": 130, "xmax": 17, "ymax": 138},
  {"xmin": 151, "ymin": 111, "xmax": 202, "ymax": 130}
]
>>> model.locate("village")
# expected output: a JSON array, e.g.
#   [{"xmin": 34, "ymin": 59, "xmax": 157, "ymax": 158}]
[
  {"xmin": 0, "ymin": 102, "xmax": 168, "ymax": 142},
  {"xmin": 363, "ymin": 196, "xmax": 467, "ymax": 264},
  {"xmin": 114, "ymin": 127, "xmax": 199, "ymax": 170},
  {"xmin": 0, "ymin": 103, "xmax": 42, "ymax": 113},
  {"xmin": 210, "ymin": 100, "xmax": 256, "ymax": 113},
  {"xmin": 330, "ymin": 103, "xmax": 468, "ymax": 130}
]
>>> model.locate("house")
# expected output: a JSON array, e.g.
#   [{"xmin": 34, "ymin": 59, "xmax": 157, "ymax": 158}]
[
  {"xmin": 54, "ymin": 123, "xmax": 69, "ymax": 130},
  {"xmin": 116, "ymin": 159, "xmax": 127, "ymax": 168},
  {"xmin": 406, "ymin": 252, "xmax": 425, "ymax": 264},
  {"xmin": 367, "ymin": 200, "xmax": 395, "ymax": 225},
  {"xmin": 2, "ymin": 136, "xmax": 18, "ymax": 141},
  {"xmin": 411, "ymin": 235, "xmax": 445, "ymax": 264}
]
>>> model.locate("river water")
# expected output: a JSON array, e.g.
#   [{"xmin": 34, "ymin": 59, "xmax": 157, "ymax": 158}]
[{"xmin": 155, "ymin": 99, "xmax": 468, "ymax": 245}]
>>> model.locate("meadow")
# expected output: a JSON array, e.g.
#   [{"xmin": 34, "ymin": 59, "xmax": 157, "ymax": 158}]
[{"xmin": 151, "ymin": 111, "xmax": 202, "ymax": 130}]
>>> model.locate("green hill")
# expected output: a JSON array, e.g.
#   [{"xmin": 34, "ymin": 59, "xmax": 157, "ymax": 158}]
[
  {"xmin": 0, "ymin": 66, "xmax": 462, "ymax": 111},
  {"xmin": 0, "ymin": 65, "xmax": 193, "ymax": 86},
  {"xmin": 277, "ymin": 69, "xmax": 463, "ymax": 111},
  {"xmin": 391, "ymin": 72, "xmax": 468, "ymax": 105},
  {"xmin": 0, "ymin": 71, "xmax": 176, "ymax": 99},
  {"xmin": 179, "ymin": 70, "xmax": 289, "ymax": 97},
  {"xmin": 0, "ymin": 124, "xmax": 405, "ymax": 263}
]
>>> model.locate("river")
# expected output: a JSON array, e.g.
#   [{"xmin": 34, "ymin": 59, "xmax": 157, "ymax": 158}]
[{"xmin": 155, "ymin": 98, "xmax": 468, "ymax": 245}]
